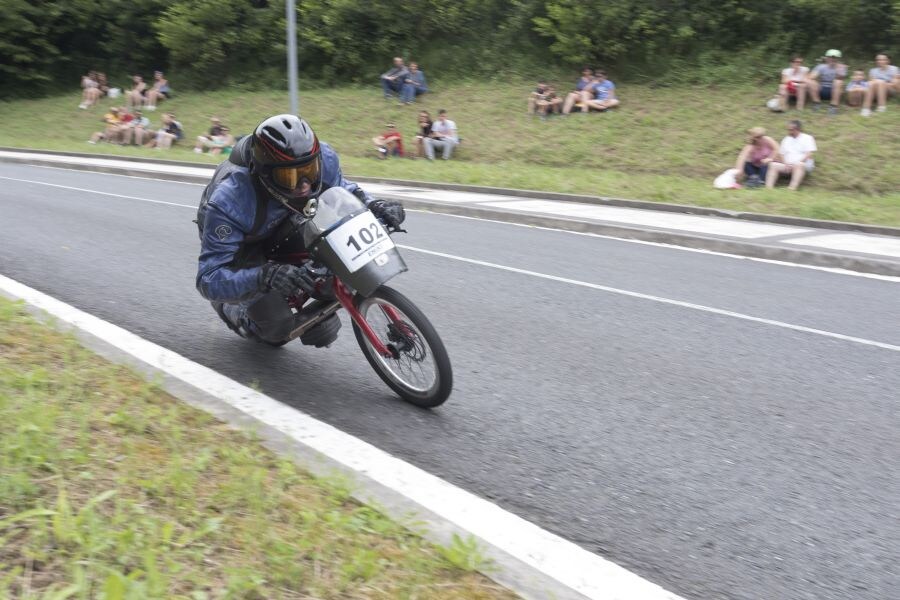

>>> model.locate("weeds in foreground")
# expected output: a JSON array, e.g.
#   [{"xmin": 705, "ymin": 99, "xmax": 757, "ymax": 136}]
[{"xmin": 0, "ymin": 298, "xmax": 514, "ymax": 599}]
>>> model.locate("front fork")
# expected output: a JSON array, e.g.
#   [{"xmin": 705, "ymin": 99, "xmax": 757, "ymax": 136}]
[{"xmin": 333, "ymin": 279, "xmax": 403, "ymax": 359}]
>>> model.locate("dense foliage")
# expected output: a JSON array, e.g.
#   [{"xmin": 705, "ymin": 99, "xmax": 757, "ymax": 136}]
[{"xmin": 0, "ymin": 0, "xmax": 896, "ymax": 98}]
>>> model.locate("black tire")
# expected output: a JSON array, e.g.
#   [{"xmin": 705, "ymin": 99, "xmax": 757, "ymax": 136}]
[
  {"xmin": 300, "ymin": 313, "xmax": 342, "ymax": 347},
  {"xmin": 352, "ymin": 286, "xmax": 453, "ymax": 408}
]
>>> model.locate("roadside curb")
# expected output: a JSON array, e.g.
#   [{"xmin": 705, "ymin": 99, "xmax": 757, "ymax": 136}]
[
  {"xmin": 2, "ymin": 150, "xmax": 899, "ymax": 277},
  {"xmin": 2, "ymin": 276, "xmax": 632, "ymax": 600},
  {"xmin": 3, "ymin": 146, "xmax": 898, "ymax": 238}
]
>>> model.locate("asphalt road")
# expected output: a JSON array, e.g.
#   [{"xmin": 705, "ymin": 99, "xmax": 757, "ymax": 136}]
[{"xmin": 2, "ymin": 163, "xmax": 898, "ymax": 600}]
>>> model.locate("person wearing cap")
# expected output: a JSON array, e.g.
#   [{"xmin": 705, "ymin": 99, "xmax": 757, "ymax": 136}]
[
  {"xmin": 734, "ymin": 127, "xmax": 780, "ymax": 187},
  {"xmin": 861, "ymin": 53, "xmax": 899, "ymax": 116},
  {"xmin": 808, "ymin": 50, "xmax": 847, "ymax": 114},
  {"xmin": 372, "ymin": 123, "xmax": 404, "ymax": 158}
]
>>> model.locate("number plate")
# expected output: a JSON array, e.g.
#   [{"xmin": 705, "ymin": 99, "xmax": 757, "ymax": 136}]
[{"xmin": 327, "ymin": 211, "xmax": 395, "ymax": 273}]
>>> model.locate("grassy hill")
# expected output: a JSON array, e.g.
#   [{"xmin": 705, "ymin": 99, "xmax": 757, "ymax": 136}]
[{"xmin": 1, "ymin": 81, "xmax": 898, "ymax": 225}]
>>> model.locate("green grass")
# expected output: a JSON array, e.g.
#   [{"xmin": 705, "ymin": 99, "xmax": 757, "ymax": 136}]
[
  {"xmin": 0, "ymin": 297, "xmax": 515, "ymax": 599},
  {"xmin": 1, "ymin": 81, "xmax": 898, "ymax": 226}
]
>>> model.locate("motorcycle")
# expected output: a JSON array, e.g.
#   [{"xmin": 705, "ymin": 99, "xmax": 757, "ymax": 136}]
[{"xmin": 263, "ymin": 187, "xmax": 452, "ymax": 408}]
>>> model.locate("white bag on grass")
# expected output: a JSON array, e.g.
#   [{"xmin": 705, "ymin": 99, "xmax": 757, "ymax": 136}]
[
  {"xmin": 107, "ymin": 87, "xmax": 121, "ymax": 98},
  {"xmin": 713, "ymin": 168, "xmax": 740, "ymax": 189}
]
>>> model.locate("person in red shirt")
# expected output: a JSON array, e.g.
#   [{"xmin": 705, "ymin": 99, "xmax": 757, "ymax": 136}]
[{"xmin": 372, "ymin": 123, "xmax": 404, "ymax": 158}]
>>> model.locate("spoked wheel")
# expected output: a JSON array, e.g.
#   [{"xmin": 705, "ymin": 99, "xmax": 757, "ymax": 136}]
[{"xmin": 352, "ymin": 286, "xmax": 452, "ymax": 408}]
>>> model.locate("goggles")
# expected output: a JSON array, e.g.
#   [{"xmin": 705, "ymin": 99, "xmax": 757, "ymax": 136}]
[{"xmin": 271, "ymin": 157, "xmax": 321, "ymax": 191}]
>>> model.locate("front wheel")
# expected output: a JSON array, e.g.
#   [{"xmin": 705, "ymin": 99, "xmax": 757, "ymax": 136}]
[{"xmin": 352, "ymin": 286, "xmax": 453, "ymax": 408}]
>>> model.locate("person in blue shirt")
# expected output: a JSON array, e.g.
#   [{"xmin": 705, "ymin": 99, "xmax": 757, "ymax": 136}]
[
  {"xmin": 196, "ymin": 114, "xmax": 405, "ymax": 345},
  {"xmin": 583, "ymin": 70, "xmax": 620, "ymax": 112},
  {"xmin": 561, "ymin": 67, "xmax": 595, "ymax": 114},
  {"xmin": 400, "ymin": 62, "xmax": 428, "ymax": 105}
]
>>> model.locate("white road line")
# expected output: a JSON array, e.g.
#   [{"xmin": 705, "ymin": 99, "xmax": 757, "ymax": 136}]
[
  {"xmin": 5, "ymin": 164, "xmax": 899, "ymax": 282},
  {"xmin": 398, "ymin": 245, "xmax": 900, "ymax": 353},
  {"xmin": 0, "ymin": 273, "xmax": 684, "ymax": 600},
  {"xmin": 0, "ymin": 175, "xmax": 196, "ymax": 209},
  {"xmin": 413, "ymin": 211, "xmax": 900, "ymax": 283},
  {"xmin": 4, "ymin": 174, "xmax": 898, "ymax": 351}
]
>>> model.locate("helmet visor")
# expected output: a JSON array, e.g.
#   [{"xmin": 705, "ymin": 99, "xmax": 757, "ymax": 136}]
[{"xmin": 271, "ymin": 158, "xmax": 321, "ymax": 192}]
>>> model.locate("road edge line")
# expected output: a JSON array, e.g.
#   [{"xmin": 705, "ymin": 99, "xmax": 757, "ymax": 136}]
[{"xmin": 0, "ymin": 273, "xmax": 685, "ymax": 600}]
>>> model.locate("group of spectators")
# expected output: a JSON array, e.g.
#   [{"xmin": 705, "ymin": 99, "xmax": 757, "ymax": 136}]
[
  {"xmin": 528, "ymin": 68, "xmax": 619, "ymax": 118},
  {"xmin": 79, "ymin": 71, "xmax": 236, "ymax": 154},
  {"xmin": 380, "ymin": 57, "xmax": 429, "ymax": 105},
  {"xmin": 372, "ymin": 109, "xmax": 459, "ymax": 160},
  {"xmin": 773, "ymin": 51, "xmax": 899, "ymax": 116},
  {"xmin": 731, "ymin": 121, "xmax": 817, "ymax": 191}
]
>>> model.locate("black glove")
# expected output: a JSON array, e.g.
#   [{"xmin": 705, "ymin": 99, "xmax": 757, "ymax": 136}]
[
  {"xmin": 369, "ymin": 199, "xmax": 406, "ymax": 229},
  {"xmin": 259, "ymin": 262, "xmax": 316, "ymax": 296}
]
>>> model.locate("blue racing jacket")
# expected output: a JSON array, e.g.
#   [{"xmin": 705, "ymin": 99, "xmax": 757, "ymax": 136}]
[{"xmin": 196, "ymin": 140, "xmax": 372, "ymax": 303}]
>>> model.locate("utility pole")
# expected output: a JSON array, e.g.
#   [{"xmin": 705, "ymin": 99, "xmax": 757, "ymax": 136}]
[{"xmin": 286, "ymin": 0, "xmax": 299, "ymax": 115}]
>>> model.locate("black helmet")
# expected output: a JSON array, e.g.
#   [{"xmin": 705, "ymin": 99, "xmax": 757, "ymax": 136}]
[{"xmin": 251, "ymin": 114, "xmax": 322, "ymax": 213}]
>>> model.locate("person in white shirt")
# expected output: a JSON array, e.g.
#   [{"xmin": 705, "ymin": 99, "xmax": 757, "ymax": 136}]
[
  {"xmin": 766, "ymin": 120, "xmax": 817, "ymax": 191},
  {"xmin": 423, "ymin": 109, "xmax": 459, "ymax": 160},
  {"xmin": 777, "ymin": 56, "xmax": 810, "ymax": 111}
]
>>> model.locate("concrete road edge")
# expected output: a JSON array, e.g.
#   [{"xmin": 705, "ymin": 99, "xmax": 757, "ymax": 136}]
[{"xmin": 2, "ymin": 151, "xmax": 898, "ymax": 276}]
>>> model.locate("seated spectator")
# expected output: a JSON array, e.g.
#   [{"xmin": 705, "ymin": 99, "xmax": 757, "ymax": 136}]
[
  {"xmin": 400, "ymin": 62, "xmax": 428, "ymax": 105},
  {"xmin": 381, "ymin": 57, "xmax": 409, "ymax": 100},
  {"xmin": 423, "ymin": 109, "xmax": 459, "ymax": 160},
  {"xmin": 149, "ymin": 112, "xmax": 184, "ymax": 149},
  {"xmin": 194, "ymin": 117, "xmax": 226, "ymax": 153},
  {"xmin": 561, "ymin": 67, "xmax": 595, "ymax": 114},
  {"xmin": 96, "ymin": 72, "xmax": 110, "ymax": 97},
  {"xmin": 778, "ymin": 56, "xmax": 809, "ymax": 111},
  {"xmin": 765, "ymin": 120, "xmax": 817, "ymax": 191},
  {"xmin": 415, "ymin": 110, "xmax": 434, "ymax": 158},
  {"xmin": 373, "ymin": 123, "xmax": 404, "ymax": 158},
  {"xmin": 144, "ymin": 71, "xmax": 172, "ymax": 111},
  {"xmin": 583, "ymin": 71, "xmax": 619, "ymax": 112},
  {"xmin": 538, "ymin": 86, "xmax": 563, "ymax": 118},
  {"xmin": 123, "ymin": 110, "xmax": 153, "ymax": 146},
  {"xmin": 845, "ymin": 70, "xmax": 869, "ymax": 107},
  {"xmin": 87, "ymin": 107, "xmax": 123, "ymax": 144},
  {"xmin": 861, "ymin": 53, "xmax": 899, "ymax": 116},
  {"xmin": 528, "ymin": 81, "xmax": 549, "ymax": 114},
  {"xmin": 79, "ymin": 72, "xmax": 102, "ymax": 110},
  {"xmin": 734, "ymin": 127, "xmax": 780, "ymax": 188},
  {"xmin": 808, "ymin": 50, "xmax": 847, "ymax": 114},
  {"xmin": 125, "ymin": 75, "xmax": 146, "ymax": 110}
]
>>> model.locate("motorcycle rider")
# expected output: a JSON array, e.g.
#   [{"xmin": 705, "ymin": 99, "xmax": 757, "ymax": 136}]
[{"xmin": 196, "ymin": 114, "xmax": 406, "ymax": 345}]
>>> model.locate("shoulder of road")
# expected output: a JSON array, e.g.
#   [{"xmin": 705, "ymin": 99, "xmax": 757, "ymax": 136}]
[{"xmin": 2, "ymin": 148, "xmax": 899, "ymax": 277}]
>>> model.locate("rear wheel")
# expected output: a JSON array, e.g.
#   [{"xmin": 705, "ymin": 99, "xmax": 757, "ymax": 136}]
[{"xmin": 352, "ymin": 286, "xmax": 452, "ymax": 408}]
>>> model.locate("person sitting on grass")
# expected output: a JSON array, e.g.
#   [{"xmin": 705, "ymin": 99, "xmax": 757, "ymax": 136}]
[
  {"xmin": 194, "ymin": 117, "xmax": 226, "ymax": 152},
  {"xmin": 144, "ymin": 71, "xmax": 171, "ymax": 111},
  {"xmin": 528, "ymin": 81, "xmax": 549, "ymax": 114},
  {"xmin": 87, "ymin": 107, "xmax": 123, "ymax": 144},
  {"xmin": 807, "ymin": 50, "xmax": 847, "ymax": 114},
  {"xmin": 414, "ymin": 110, "xmax": 434, "ymax": 158},
  {"xmin": 400, "ymin": 62, "xmax": 428, "ymax": 105},
  {"xmin": 584, "ymin": 71, "xmax": 619, "ymax": 112},
  {"xmin": 373, "ymin": 123, "xmax": 404, "ymax": 158},
  {"xmin": 777, "ymin": 56, "xmax": 810, "ymax": 111},
  {"xmin": 423, "ymin": 109, "xmax": 459, "ymax": 160},
  {"xmin": 528, "ymin": 83, "xmax": 562, "ymax": 118},
  {"xmin": 125, "ymin": 74, "xmax": 146, "ymax": 110},
  {"xmin": 561, "ymin": 67, "xmax": 595, "ymax": 114},
  {"xmin": 381, "ymin": 57, "xmax": 409, "ymax": 100},
  {"xmin": 123, "ymin": 110, "xmax": 152, "ymax": 146},
  {"xmin": 147, "ymin": 112, "xmax": 184, "ymax": 149},
  {"xmin": 845, "ymin": 70, "xmax": 869, "ymax": 107},
  {"xmin": 766, "ymin": 120, "xmax": 817, "ymax": 191},
  {"xmin": 860, "ymin": 53, "xmax": 899, "ymax": 116},
  {"xmin": 95, "ymin": 72, "xmax": 110, "ymax": 97},
  {"xmin": 78, "ymin": 71, "xmax": 102, "ymax": 109},
  {"xmin": 734, "ymin": 127, "xmax": 780, "ymax": 188}
]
